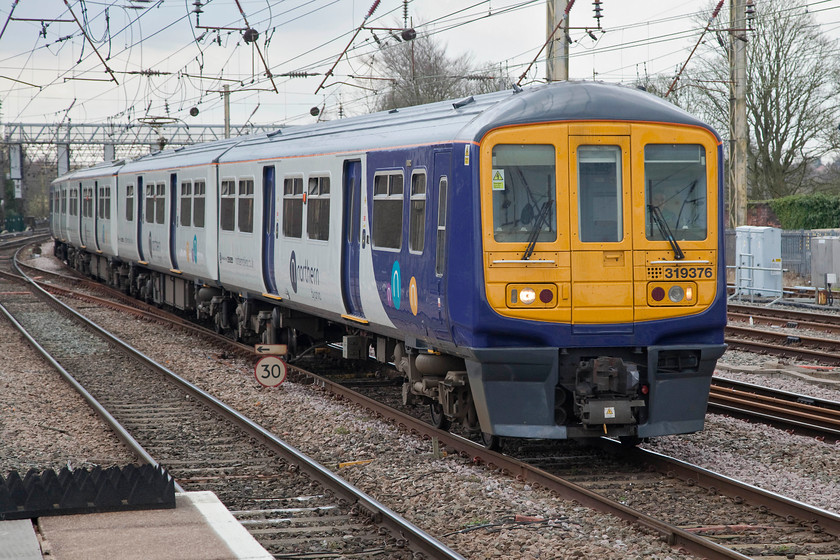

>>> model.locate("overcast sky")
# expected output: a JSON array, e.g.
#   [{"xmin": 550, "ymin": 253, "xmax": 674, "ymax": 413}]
[{"xmin": 1, "ymin": 0, "xmax": 839, "ymax": 128}]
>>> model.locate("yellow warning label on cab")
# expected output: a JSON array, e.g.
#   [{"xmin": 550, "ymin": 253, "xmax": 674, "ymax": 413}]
[{"xmin": 491, "ymin": 169, "xmax": 505, "ymax": 190}]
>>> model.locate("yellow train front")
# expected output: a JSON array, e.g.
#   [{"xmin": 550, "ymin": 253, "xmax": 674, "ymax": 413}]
[{"xmin": 443, "ymin": 83, "xmax": 726, "ymax": 442}]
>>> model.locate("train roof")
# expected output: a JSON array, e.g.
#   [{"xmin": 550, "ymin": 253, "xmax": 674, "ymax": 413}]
[
  {"xmin": 118, "ymin": 135, "xmax": 245, "ymax": 174},
  {"xmin": 55, "ymin": 82, "xmax": 719, "ymax": 181},
  {"xmin": 218, "ymin": 81, "xmax": 717, "ymax": 164},
  {"xmin": 52, "ymin": 159, "xmax": 126, "ymax": 185}
]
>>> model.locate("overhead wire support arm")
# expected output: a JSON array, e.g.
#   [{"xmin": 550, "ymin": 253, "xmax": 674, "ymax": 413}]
[
  {"xmin": 64, "ymin": 0, "xmax": 120, "ymax": 85},
  {"xmin": 315, "ymin": 0, "xmax": 381, "ymax": 94},
  {"xmin": 665, "ymin": 0, "xmax": 725, "ymax": 97},
  {"xmin": 0, "ymin": 0, "xmax": 20, "ymax": 42},
  {"xmin": 62, "ymin": 0, "xmax": 119, "ymax": 85},
  {"xmin": 517, "ymin": 0, "xmax": 575, "ymax": 86},
  {"xmin": 198, "ymin": 0, "xmax": 278, "ymax": 92},
  {"xmin": 232, "ymin": 0, "xmax": 277, "ymax": 93}
]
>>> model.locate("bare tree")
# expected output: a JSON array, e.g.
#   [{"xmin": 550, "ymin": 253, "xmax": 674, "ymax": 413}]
[
  {"xmin": 365, "ymin": 31, "xmax": 511, "ymax": 111},
  {"xmin": 667, "ymin": 0, "xmax": 840, "ymax": 199}
]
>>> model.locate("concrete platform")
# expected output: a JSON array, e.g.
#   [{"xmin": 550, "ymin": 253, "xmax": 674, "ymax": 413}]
[{"xmin": 1, "ymin": 492, "xmax": 272, "ymax": 560}]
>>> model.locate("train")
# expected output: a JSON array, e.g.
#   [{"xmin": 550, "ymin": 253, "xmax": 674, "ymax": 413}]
[{"xmin": 50, "ymin": 81, "xmax": 727, "ymax": 447}]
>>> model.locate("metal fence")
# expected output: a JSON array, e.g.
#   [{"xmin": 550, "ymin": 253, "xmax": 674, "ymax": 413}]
[{"xmin": 724, "ymin": 229, "xmax": 840, "ymax": 280}]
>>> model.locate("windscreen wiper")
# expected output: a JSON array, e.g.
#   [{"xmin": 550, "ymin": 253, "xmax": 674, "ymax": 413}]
[
  {"xmin": 649, "ymin": 204, "xmax": 685, "ymax": 260},
  {"xmin": 675, "ymin": 180, "xmax": 697, "ymax": 229},
  {"xmin": 522, "ymin": 199, "xmax": 553, "ymax": 260}
]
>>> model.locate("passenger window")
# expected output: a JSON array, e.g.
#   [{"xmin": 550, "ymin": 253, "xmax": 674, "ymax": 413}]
[
  {"xmin": 126, "ymin": 185, "xmax": 134, "ymax": 222},
  {"xmin": 372, "ymin": 172, "xmax": 404, "ymax": 250},
  {"xmin": 283, "ymin": 177, "xmax": 303, "ymax": 238},
  {"xmin": 435, "ymin": 177, "xmax": 448, "ymax": 276},
  {"xmin": 409, "ymin": 172, "xmax": 426, "ymax": 253},
  {"xmin": 193, "ymin": 180, "xmax": 205, "ymax": 228},
  {"xmin": 220, "ymin": 179, "xmax": 236, "ymax": 231},
  {"xmin": 180, "ymin": 181, "xmax": 192, "ymax": 227},
  {"xmin": 238, "ymin": 178, "xmax": 254, "ymax": 233},
  {"xmin": 491, "ymin": 145, "xmax": 556, "ymax": 243},
  {"xmin": 98, "ymin": 185, "xmax": 111, "ymax": 219},
  {"xmin": 577, "ymin": 145, "xmax": 622, "ymax": 243},
  {"xmin": 83, "ymin": 186, "xmax": 93, "ymax": 218},
  {"xmin": 307, "ymin": 176, "xmax": 330, "ymax": 241},
  {"xmin": 155, "ymin": 183, "xmax": 166, "ymax": 225},
  {"xmin": 145, "ymin": 183, "xmax": 155, "ymax": 224},
  {"xmin": 644, "ymin": 144, "xmax": 707, "ymax": 241}
]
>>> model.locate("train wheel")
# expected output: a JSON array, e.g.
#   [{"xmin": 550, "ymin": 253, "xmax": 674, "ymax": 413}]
[
  {"xmin": 481, "ymin": 432, "xmax": 501, "ymax": 452},
  {"xmin": 429, "ymin": 403, "xmax": 451, "ymax": 431}
]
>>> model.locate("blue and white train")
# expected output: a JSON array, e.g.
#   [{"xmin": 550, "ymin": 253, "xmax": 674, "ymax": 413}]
[{"xmin": 51, "ymin": 81, "xmax": 727, "ymax": 445}]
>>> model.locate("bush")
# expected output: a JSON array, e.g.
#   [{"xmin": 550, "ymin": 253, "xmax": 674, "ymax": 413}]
[{"xmin": 767, "ymin": 193, "xmax": 840, "ymax": 229}]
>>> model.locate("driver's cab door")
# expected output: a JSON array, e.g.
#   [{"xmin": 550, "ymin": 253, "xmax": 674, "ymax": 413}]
[{"xmin": 569, "ymin": 135, "xmax": 633, "ymax": 327}]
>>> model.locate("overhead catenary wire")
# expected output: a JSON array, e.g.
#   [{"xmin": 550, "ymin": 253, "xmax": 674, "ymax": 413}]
[{"xmin": 3, "ymin": 0, "xmax": 839, "ymax": 129}]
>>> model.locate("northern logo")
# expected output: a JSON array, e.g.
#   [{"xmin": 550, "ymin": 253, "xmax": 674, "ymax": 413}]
[
  {"xmin": 289, "ymin": 251, "xmax": 320, "ymax": 295},
  {"xmin": 289, "ymin": 251, "xmax": 298, "ymax": 293}
]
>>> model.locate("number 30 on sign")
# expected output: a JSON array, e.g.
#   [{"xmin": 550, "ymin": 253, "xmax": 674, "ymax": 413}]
[{"xmin": 255, "ymin": 356, "xmax": 288, "ymax": 387}]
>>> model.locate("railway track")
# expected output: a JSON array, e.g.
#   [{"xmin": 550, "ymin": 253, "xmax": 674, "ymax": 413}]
[
  {"xmin": 726, "ymin": 299, "xmax": 840, "ymax": 367},
  {"xmin": 0, "ymin": 247, "xmax": 464, "ymax": 560},
  {"xmin": 709, "ymin": 377, "xmax": 840, "ymax": 442},
  {"xmin": 15, "ymin": 240, "xmax": 840, "ymax": 559}
]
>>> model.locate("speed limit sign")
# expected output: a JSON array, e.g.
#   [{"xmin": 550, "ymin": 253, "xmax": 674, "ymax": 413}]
[{"xmin": 254, "ymin": 356, "xmax": 288, "ymax": 387}]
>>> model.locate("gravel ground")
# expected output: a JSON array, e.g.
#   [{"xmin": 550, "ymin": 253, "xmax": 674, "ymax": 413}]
[
  {"xmin": 0, "ymin": 316, "xmax": 136, "ymax": 473},
  {"xmin": 3, "ymin": 242, "xmax": 839, "ymax": 558}
]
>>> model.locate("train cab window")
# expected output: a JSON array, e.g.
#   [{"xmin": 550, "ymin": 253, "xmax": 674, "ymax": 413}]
[
  {"xmin": 372, "ymin": 171, "xmax": 404, "ymax": 250},
  {"xmin": 155, "ymin": 183, "xmax": 166, "ymax": 224},
  {"xmin": 126, "ymin": 185, "xmax": 134, "ymax": 221},
  {"xmin": 306, "ymin": 176, "xmax": 330, "ymax": 241},
  {"xmin": 283, "ymin": 177, "xmax": 303, "ymax": 238},
  {"xmin": 435, "ymin": 176, "xmax": 448, "ymax": 276},
  {"xmin": 145, "ymin": 184, "xmax": 155, "ymax": 223},
  {"xmin": 193, "ymin": 180, "xmax": 206, "ymax": 228},
  {"xmin": 238, "ymin": 178, "xmax": 254, "ymax": 233},
  {"xmin": 491, "ymin": 145, "xmax": 556, "ymax": 243},
  {"xmin": 220, "ymin": 179, "xmax": 236, "ymax": 231},
  {"xmin": 577, "ymin": 145, "xmax": 622, "ymax": 243},
  {"xmin": 409, "ymin": 171, "xmax": 426, "ymax": 253},
  {"xmin": 180, "ymin": 181, "xmax": 192, "ymax": 226},
  {"xmin": 644, "ymin": 144, "xmax": 707, "ymax": 241}
]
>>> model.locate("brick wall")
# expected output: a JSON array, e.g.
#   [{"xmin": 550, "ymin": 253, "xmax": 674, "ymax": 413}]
[{"xmin": 747, "ymin": 202, "xmax": 781, "ymax": 227}]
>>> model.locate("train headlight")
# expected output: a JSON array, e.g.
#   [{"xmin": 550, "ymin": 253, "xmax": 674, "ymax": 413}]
[
  {"xmin": 520, "ymin": 288, "xmax": 537, "ymax": 305},
  {"xmin": 668, "ymin": 285, "xmax": 685, "ymax": 302},
  {"xmin": 506, "ymin": 284, "xmax": 557, "ymax": 308}
]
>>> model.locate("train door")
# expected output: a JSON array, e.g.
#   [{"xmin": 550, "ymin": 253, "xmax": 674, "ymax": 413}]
[
  {"xmin": 568, "ymin": 136, "xmax": 634, "ymax": 328},
  {"xmin": 169, "ymin": 173, "xmax": 179, "ymax": 270},
  {"xmin": 93, "ymin": 181, "xmax": 101, "ymax": 251},
  {"xmin": 77, "ymin": 184, "xmax": 82, "ymax": 242},
  {"xmin": 341, "ymin": 159, "xmax": 364, "ymax": 318},
  {"xmin": 137, "ymin": 176, "xmax": 145, "ymax": 262},
  {"xmin": 262, "ymin": 165, "xmax": 278, "ymax": 294},
  {"xmin": 429, "ymin": 150, "xmax": 451, "ymax": 340}
]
